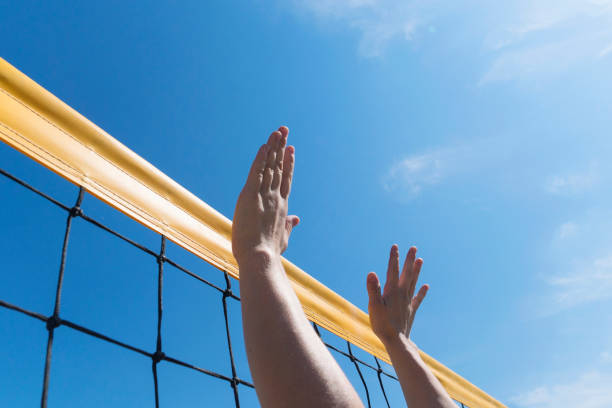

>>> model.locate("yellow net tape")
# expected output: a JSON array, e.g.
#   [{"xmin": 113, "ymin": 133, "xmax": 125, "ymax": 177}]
[{"xmin": 0, "ymin": 57, "xmax": 505, "ymax": 408}]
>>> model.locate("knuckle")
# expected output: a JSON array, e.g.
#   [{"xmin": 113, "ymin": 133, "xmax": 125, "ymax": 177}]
[{"xmin": 262, "ymin": 193, "xmax": 281, "ymax": 208}]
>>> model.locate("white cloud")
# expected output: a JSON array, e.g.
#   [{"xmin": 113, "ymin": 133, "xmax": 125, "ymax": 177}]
[
  {"xmin": 545, "ymin": 163, "xmax": 600, "ymax": 195},
  {"xmin": 481, "ymin": 0, "xmax": 612, "ymax": 83},
  {"xmin": 600, "ymin": 43, "xmax": 612, "ymax": 57},
  {"xmin": 601, "ymin": 351, "xmax": 612, "ymax": 363},
  {"xmin": 381, "ymin": 132, "xmax": 555, "ymax": 198},
  {"xmin": 381, "ymin": 135, "xmax": 542, "ymax": 198},
  {"xmin": 547, "ymin": 254, "xmax": 612, "ymax": 310},
  {"xmin": 512, "ymin": 371, "xmax": 612, "ymax": 408},
  {"xmin": 383, "ymin": 152, "xmax": 444, "ymax": 197},
  {"xmin": 538, "ymin": 209, "xmax": 612, "ymax": 316},
  {"xmin": 556, "ymin": 221, "xmax": 578, "ymax": 239},
  {"xmin": 383, "ymin": 137, "xmax": 609, "ymax": 200},
  {"xmin": 292, "ymin": 0, "xmax": 612, "ymax": 82},
  {"xmin": 381, "ymin": 140, "xmax": 489, "ymax": 198},
  {"xmin": 292, "ymin": 0, "xmax": 436, "ymax": 57}
]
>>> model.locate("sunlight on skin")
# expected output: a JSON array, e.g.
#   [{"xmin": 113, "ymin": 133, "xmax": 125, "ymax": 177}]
[
  {"xmin": 367, "ymin": 246, "xmax": 456, "ymax": 408},
  {"xmin": 367, "ymin": 245, "xmax": 428, "ymax": 344},
  {"xmin": 232, "ymin": 127, "xmax": 363, "ymax": 408},
  {"xmin": 232, "ymin": 126, "xmax": 456, "ymax": 407}
]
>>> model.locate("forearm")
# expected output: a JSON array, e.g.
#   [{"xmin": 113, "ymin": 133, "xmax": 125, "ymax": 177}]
[
  {"xmin": 384, "ymin": 335, "xmax": 456, "ymax": 408},
  {"xmin": 239, "ymin": 251, "xmax": 363, "ymax": 408}
]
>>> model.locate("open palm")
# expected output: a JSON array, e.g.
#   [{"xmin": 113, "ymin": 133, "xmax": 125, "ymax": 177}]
[{"xmin": 367, "ymin": 245, "xmax": 429, "ymax": 345}]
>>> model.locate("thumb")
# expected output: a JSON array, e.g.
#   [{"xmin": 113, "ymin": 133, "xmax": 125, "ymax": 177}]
[
  {"xmin": 366, "ymin": 272, "xmax": 383, "ymax": 306},
  {"xmin": 285, "ymin": 215, "xmax": 300, "ymax": 233},
  {"xmin": 280, "ymin": 215, "xmax": 300, "ymax": 254}
]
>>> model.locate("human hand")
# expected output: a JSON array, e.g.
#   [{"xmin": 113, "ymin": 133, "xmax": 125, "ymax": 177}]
[
  {"xmin": 232, "ymin": 126, "xmax": 300, "ymax": 264},
  {"xmin": 367, "ymin": 245, "xmax": 429, "ymax": 346}
]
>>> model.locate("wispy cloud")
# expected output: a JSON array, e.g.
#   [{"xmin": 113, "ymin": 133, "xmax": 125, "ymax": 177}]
[
  {"xmin": 381, "ymin": 139, "xmax": 497, "ymax": 198},
  {"xmin": 292, "ymin": 0, "xmax": 436, "ymax": 57},
  {"xmin": 545, "ymin": 163, "xmax": 600, "ymax": 195},
  {"xmin": 383, "ymin": 137, "xmax": 609, "ymax": 201},
  {"xmin": 383, "ymin": 151, "xmax": 445, "ymax": 197},
  {"xmin": 381, "ymin": 134, "xmax": 541, "ymax": 198},
  {"xmin": 600, "ymin": 43, "xmax": 612, "ymax": 57},
  {"xmin": 512, "ymin": 371, "xmax": 612, "ymax": 408},
  {"xmin": 546, "ymin": 254, "xmax": 612, "ymax": 311},
  {"xmin": 536, "ymin": 210, "xmax": 612, "ymax": 316},
  {"xmin": 292, "ymin": 0, "xmax": 612, "ymax": 83},
  {"xmin": 480, "ymin": 0, "xmax": 612, "ymax": 83},
  {"xmin": 556, "ymin": 221, "xmax": 578, "ymax": 240}
]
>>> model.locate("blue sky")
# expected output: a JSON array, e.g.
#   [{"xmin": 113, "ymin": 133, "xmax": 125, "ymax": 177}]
[{"xmin": 1, "ymin": 1, "xmax": 612, "ymax": 407}]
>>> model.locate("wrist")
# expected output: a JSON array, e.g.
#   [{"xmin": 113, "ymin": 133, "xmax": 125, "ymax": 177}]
[
  {"xmin": 235, "ymin": 247, "xmax": 281, "ymax": 269},
  {"xmin": 382, "ymin": 334, "xmax": 420, "ymax": 359}
]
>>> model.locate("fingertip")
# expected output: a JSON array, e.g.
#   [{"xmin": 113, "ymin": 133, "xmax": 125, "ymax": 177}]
[
  {"xmin": 416, "ymin": 257, "xmax": 424, "ymax": 265},
  {"xmin": 287, "ymin": 145, "xmax": 295, "ymax": 154},
  {"xmin": 279, "ymin": 126, "xmax": 289, "ymax": 136},
  {"xmin": 391, "ymin": 244, "xmax": 399, "ymax": 253},
  {"xmin": 269, "ymin": 131, "xmax": 281, "ymax": 147},
  {"xmin": 292, "ymin": 216, "xmax": 300, "ymax": 226},
  {"xmin": 405, "ymin": 246, "xmax": 417, "ymax": 262},
  {"xmin": 267, "ymin": 130, "xmax": 280, "ymax": 144},
  {"xmin": 367, "ymin": 271, "xmax": 379, "ymax": 285}
]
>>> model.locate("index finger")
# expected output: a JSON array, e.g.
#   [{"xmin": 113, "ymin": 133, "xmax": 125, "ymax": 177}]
[{"xmin": 245, "ymin": 144, "xmax": 268, "ymax": 189}]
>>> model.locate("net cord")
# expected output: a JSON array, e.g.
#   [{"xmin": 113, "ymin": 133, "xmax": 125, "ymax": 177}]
[
  {"xmin": 1, "ymin": 167, "xmax": 413, "ymax": 407},
  {"xmin": 0, "ymin": 56, "xmax": 506, "ymax": 408}
]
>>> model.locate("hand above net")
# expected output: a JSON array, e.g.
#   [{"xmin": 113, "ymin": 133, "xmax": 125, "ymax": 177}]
[
  {"xmin": 367, "ymin": 245, "xmax": 428, "ymax": 347},
  {"xmin": 367, "ymin": 245, "xmax": 456, "ymax": 408},
  {"xmin": 232, "ymin": 126, "xmax": 300, "ymax": 264},
  {"xmin": 232, "ymin": 127, "xmax": 363, "ymax": 408}
]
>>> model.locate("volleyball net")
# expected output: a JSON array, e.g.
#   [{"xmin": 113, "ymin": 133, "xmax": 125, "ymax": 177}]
[{"xmin": 0, "ymin": 57, "xmax": 506, "ymax": 408}]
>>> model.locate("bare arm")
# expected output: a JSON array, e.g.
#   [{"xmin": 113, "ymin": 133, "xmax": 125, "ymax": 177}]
[
  {"xmin": 367, "ymin": 245, "xmax": 456, "ymax": 408},
  {"xmin": 232, "ymin": 127, "xmax": 363, "ymax": 408}
]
